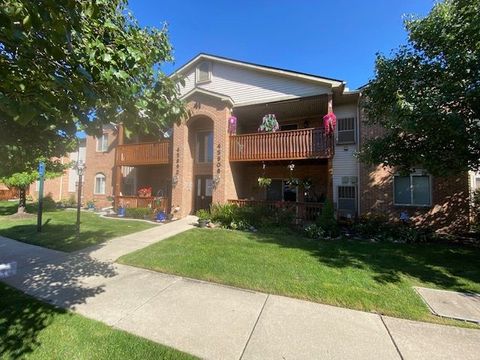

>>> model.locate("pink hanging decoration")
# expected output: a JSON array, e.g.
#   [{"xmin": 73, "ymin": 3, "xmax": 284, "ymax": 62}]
[
  {"xmin": 228, "ymin": 116, "xmax": 237, "ymax": 135},
  {"xmin": 323, "ymin": 112, "xmax": 337, "ymax": 135}
]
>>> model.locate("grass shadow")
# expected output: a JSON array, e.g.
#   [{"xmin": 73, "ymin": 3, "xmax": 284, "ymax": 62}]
[
  {"xmin": 1, "ymin": 250, "xmax": 118, "ymax": 356},
  {"xmin": 251, "ymin": 227, "xmax": 480, "ymax": 292},
  {"xmin": 0, "ymin": 222, "xmax": 117, "ymax": 252},
  {"xmin": 0, "ymin": 283, "xmax": 66, "ymax": 359}
]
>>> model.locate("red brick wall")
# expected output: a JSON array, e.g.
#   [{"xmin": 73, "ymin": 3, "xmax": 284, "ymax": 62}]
[
  {"xmin": 171, "ymin": 93, "xmax": 233, "ymax": 217},
  {"xmin": 83, "ymin": 126, "xmax": 118, "ymax": 209},
  {"xmin": 358, "ymin": 112, "xmax": 470, "ymax": 233}
]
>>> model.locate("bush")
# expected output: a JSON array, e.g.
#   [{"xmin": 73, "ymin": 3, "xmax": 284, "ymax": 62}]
[
  {"xmin": 304, "ymin": 224, "xmax": 325, "ymax": 239},
  {"xmin": 355, "ymin": 213, "xmax": 391, "ymax": 239},
  {"xmin": 354, "ymin": 213, "xmax": 434, "ymax": 243},
  {"xmin": 210, "ymin": 203, "xmax": 237, "ymax": 226},
  {"xmin": 125, "ymin": 207, "xmax": 153, "ymax": 219},
  {"xmin": 316, "ymin": 200, "xmax": 339, "ymax": 237},
  {"xmin": 58, "ymin": 195, "xmax": 77, "ymax": 208},
  {"xmin": 210, "ymin": 203, "xmax": 295, "ymax": 230},
  {"xmin": 195, "ymin": 209, "xmax": 210, "ymax": 221}
]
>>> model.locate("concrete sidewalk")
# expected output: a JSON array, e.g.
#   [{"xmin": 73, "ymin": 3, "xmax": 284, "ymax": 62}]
[{"xmin": 1, "ymin": 220, "xmax": 479, "ymax": 360}]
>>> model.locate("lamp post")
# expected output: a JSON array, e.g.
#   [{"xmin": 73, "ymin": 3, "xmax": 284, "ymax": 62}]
[{"xmin": 75, "ymin": 161, "xmax": 86, "ymax": 237}]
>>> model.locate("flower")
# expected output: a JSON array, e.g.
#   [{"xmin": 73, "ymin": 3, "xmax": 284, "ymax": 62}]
[
  {"xmin": 228, "ymin": 116, "xmax": 237, "ymax": 134},
  {"xmin": 323, "ymin": 112, "xmax": 337, "ymax": 135},
  {"xmin": 137, "ymin": 186, "xmax": 152, "ymax": 197}
]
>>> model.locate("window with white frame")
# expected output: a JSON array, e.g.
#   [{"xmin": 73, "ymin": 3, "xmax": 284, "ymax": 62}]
[
  {"xmin": 96, "ymin": 134, "xmax": 108, "ymax": 152},
  {"xmin": 394, "ymin": 173, "xmax": 431, "ymax": 206},
  {"xmin": 94, "ymin": 173, "xmax": 106, "ymax": 195},
  {"xmin": 196, "ymin": 61, "xmax": 211, "ymax": 84},
  {"xmin": 475, "ymin": 173, "xmax": 480, "ymax": 190},
  {"xmin": 337, "ymin": 117, "xmax": 355, "ymax": 144}
]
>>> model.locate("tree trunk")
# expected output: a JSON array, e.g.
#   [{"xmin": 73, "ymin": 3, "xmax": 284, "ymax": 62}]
[{"xmin": 17, "ymin": 187, "xmax": 26, "ymax": 214}]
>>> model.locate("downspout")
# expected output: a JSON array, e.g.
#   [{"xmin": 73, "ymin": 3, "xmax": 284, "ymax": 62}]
[{"xmin": 356, "ymin": 94, "xmax": 361, "ymax": 217}]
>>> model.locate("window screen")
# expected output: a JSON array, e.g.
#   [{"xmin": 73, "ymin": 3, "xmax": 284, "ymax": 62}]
[
  {"xmin": 196, "ymin": 62, "xmax": 211, "ymax": 83},
  {"xmin": 337, "ymin": 117, "xmax": 355, "ymax": 144}
]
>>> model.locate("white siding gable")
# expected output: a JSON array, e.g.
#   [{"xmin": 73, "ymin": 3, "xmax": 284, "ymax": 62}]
[{"xmin": 179, "ymin": 61, "xmax": 332, "ymax": 106}]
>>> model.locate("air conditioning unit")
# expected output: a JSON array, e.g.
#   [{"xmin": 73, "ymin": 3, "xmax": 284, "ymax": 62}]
[{"xmin": 341, "ymin": 176, "xmax": 358, "ymax": 185}]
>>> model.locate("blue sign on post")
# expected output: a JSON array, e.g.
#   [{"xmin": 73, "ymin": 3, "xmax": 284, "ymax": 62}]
[{"xmin": 38, "ymin": 162, "xmax": 45, "ymax": 177}]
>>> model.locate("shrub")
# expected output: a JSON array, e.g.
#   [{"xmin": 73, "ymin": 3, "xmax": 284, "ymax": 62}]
[
  {"xmin": 210, "ymin": 203, "xmax": 295, "ymax": 230},
  {"xmin": 354, "ymin": 213, "xmax": 434, "ymax": 243},
  {"xmin": 125, "ymin": 207, "xmax": 153, "ymax": 219},
  {"xmin": 304, "ymin": 224, "xmax": 325, "ymax": 239},
  {"xmin": 210, "ymin": 203, "xmax": 238, "ymax": 226},
  {"xmin": 355, "ymin": 213, "xmax": 391, "ymax": 239},
  {"xmin": 316, "ymin": 200, "xmax": 339, "ymax": 237},
  {"xmin": 195, "ymin": 209, "xmax": 210, "ymax": 221},
  {"xmin": 58, "ymin": 195, "xmax": 77, "ymax": 208},
  {"xmin": 42, "ymin": 195, "xmax": 57, "ymax": 211}
]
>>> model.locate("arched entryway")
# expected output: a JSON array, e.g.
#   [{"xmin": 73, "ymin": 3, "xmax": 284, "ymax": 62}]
[{"xmin": 188, "ymin": 116, "xmax": 214, "ymax": 211}]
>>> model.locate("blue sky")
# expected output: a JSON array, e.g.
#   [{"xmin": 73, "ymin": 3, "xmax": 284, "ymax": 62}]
[{"xmin": 129, "ymin": 0, "xmax": 434, "ymax": 89}]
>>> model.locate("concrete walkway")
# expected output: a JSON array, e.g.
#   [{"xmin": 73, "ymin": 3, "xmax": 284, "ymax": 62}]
[{"xmin": 1, "ymin": 219, "xmax": 479, "ymax": 360}]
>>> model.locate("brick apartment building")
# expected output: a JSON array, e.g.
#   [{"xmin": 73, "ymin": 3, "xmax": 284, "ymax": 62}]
[{"xmin": 32, "ymin": 54, "xmax": 469, "ymax": 232}]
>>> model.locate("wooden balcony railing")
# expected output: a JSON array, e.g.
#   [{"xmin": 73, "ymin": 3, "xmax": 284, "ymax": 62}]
[
  {"xmin": 116, "ymin": 141, "xmax": 171, "ymax": 166},
  {"xmin": 229, "ymin": 128, "xmax": 333, "ymax": 162},
  {"xmin": 116, "ymin": 196, "xmax": 169, "ymax": 212},
  {"xmin": 228, "ymin": 199, "xmax": 323, "ymax": 221}
]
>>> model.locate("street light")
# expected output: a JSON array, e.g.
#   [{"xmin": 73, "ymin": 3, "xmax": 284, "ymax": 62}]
[{"xmin": 75, "ymin": 160, "xmax": 86, "ymax": 237}]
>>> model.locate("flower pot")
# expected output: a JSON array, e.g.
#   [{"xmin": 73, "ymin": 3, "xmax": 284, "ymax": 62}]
[{"xmin": 198, "ymin": 219, "xmax": 209, "ymax": 228}]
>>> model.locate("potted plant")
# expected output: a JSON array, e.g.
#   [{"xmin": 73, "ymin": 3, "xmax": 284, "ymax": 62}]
[
  {"xmin": 195, "ymin": 209, "xmax": 210, "ymax": 228},
  {"xmin": 257, "ymin": 177, "xmax": 272, "ymax": 188},
  {"xmin": 258, "ymin": 114, "xmax": 279, "ymax": 132},
  {"xmin": 286, "ymin": 177, "xmax": 300, "ymax": 187},
  {"xmin": 86, "ymin": 199, "xmax": 95, "ymax": 211},
  {"xmin": 302, "ymin": 178, "xmax": 313, "ymax": 190}
]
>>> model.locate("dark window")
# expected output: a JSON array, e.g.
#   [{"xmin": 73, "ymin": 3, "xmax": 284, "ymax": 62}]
[
  {"xmin": 280, "ymin": 124, "xmax": 298, "ymax": 131},
  {"xmin": 266, "ymin": 180, "xmax": 283, "ymax": 201},
  {"xmin": 394, "ymin": 174, "xmax": 431, "ymax": 206},
  {"xmin": 196, "ymin": 131, "xmax": 213, "ymax": 163}
]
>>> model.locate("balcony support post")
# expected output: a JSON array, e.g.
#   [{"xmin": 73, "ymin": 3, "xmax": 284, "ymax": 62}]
[
  {"xmin": 326, "ymin": 94, "xmax": 334, "ymax": 203},
  {"xmin": 114, "ymin": 124, "xmax": 124, "ymax": 208}
]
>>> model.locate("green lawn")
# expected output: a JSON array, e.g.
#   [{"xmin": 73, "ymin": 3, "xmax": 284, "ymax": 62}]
[
  {"xmin": 0, "ymin": 201, "xmax": 154, "ymax": 252},
  {"xmin": 119, "ymin": 228, "xmax": 480, "ymax": 327},
  {"xmin": 0, "ymin": 283, "xmax": 196, "ymax": 360}
]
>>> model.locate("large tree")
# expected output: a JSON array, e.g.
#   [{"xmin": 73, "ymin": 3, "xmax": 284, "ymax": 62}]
[
  {"xmin": 0, "ymin": 0, "xmax": 185, "ymax": 177},
  {"xmin": 360, "ymin": 0, "xmax": 480, "ymax": 176}
]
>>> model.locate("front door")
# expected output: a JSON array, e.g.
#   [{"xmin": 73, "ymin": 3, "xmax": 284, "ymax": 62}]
[{"xmin": 195, "ymin": 175, "xmax": 213, "ymax": 211}]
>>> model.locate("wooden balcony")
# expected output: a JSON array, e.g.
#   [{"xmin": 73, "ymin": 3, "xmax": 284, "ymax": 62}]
[
  {"xmin": 116, "ymin": 141, "xmax": 171, "ymax": 166},
  {"xmin": 229, "ymin": 128, "xmax": 333, "ymax": 162}
]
